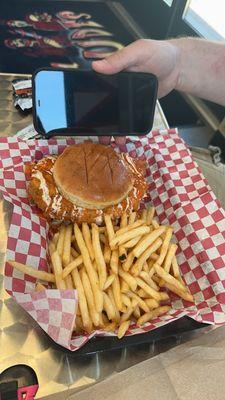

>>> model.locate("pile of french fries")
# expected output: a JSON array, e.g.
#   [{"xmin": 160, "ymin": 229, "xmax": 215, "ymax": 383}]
[{"xmin": 9, "ymin": 207, "xmax": 194, "ymax": 339}]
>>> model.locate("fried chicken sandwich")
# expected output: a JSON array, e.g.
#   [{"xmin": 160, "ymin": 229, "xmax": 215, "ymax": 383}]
[{"xmin": 28, "ymin": 142, "xmax": 147, "ymax": 224}]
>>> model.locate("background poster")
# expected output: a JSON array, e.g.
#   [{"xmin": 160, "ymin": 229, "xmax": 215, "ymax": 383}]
[{"xmin": 0, "ymin": 0, "xmax": 135, "ymax": 74}]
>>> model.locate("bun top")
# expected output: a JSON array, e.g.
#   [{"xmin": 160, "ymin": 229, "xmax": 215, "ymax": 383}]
[{"xmin": 53, "ymin": 142, "xmax": 133, "ymax": 209}]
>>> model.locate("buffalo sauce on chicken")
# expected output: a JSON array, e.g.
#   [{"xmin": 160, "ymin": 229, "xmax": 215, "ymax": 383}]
[{"xmin": 27, "ymin": 153, "xmax": 147, "ymax": 224}]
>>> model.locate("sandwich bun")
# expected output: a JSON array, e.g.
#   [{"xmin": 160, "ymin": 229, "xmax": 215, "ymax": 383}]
[{"xmin": 53, "ymin": 142, "xmax": 133, "ymax": 210}]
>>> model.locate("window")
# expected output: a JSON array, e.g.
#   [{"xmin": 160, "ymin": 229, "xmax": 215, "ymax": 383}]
[
  {"xmin": 183, "ymin": 0, "xmax": 225, "ymax": 41},
  {"xmin": 163, "ymin": 0, "xmax": 173, "ymax": 7}
]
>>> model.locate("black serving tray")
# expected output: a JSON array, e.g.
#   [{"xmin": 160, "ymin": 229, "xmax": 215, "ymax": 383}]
[{"xmin": 53, "ymin": 317, "xmax": 208, "ymax": 357}]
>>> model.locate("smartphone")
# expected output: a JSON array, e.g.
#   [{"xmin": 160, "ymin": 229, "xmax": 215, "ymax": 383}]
[{"xmin": 32, "ymin": 68, "xmax": 158, "ymax": 137}]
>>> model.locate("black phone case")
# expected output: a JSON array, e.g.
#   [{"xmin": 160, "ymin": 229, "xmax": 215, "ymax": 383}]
[{"xmin": 32, "ymin": 67, "xmax": 158, "ymax": 138}]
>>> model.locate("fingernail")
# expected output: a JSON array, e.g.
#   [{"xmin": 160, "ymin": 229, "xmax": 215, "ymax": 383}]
[
  {"xmin": 115, "ymin": 137, "xmax": 127, "ymax": 146},
  {"xmin": 99, "ymin": 136, "xmax": 111, "ymax": 145}
]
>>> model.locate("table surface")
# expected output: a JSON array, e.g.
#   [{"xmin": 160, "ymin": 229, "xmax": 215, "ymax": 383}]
[{"xmin": 0, "ymin": 73, "xmax": 208, "ymax": 400}]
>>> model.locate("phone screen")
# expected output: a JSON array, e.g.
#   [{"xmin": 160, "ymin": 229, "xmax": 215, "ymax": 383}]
[{"xmin": 33, "ymin": 69, "xmax": 158, "ymax": 137}]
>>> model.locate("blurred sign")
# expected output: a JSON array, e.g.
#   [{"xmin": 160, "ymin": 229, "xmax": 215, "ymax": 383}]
[{"xmin": 0, "ymin": 1, "xmax": 135, "ymax": 73}]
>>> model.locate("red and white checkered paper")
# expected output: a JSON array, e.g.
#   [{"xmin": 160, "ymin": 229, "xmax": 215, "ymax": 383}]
[{"xmin": 1, "ymin": 129, "xmax": 225, "ymax": 352}]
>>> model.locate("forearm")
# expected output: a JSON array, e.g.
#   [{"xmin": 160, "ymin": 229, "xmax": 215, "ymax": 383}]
[{"xmin": 170, "ymin": 37, "xmax": 225, "ymax": 106}]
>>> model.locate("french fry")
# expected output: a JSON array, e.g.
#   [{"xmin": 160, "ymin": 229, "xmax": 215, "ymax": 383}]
[
  {"xmin": 118, "ymin": 246, "xmax": 127, "ymax": 262},
  {"xmin": 62, "ymin": 224, "xmax": 73, "ymax": 267},
  {"xmin": 92, "ymin": 224, "xmax": 107, "ymax": 290},
  {"xmin": 103, "ymin": 274, "xmax": 115, "ymax": 291},
  {"xmin": 118, "ymin": 269, "xmax": 137, "ymax": 292},
  {"xmin": 156, "ymin": 227, "xmax": 173, "ymax": 266},
  {"xmin": 81, "ymin": 269, "xmax": 100, "ymax": 327},
  {"xmin": 137, "ymin": 305, "xmax": 171, "ymax": 326},
  {"xmin": 117, "ymin": 320, "xmax": 130, "ymax": 339},
  {"xmin": 149, "ymin": 277, "xmax": 160, "ymax": 291},
  {"xmin": 72, "ymin": 268, "xmax": 92, "ymax": 332},
  {"xmin": 131, "ymin": 238, "xmax": 162, "ymax": 276},
  {"xmin": 104, "ymin": 214, "xmax": 115, "ymax": 245},
  {"xmin": 154, "ymin": 263, "xmax": 187, "ymax": 292},
  {"xmin": 74, "ymin": 224, "xmax": 103, "ymax": 313},
  {"xmin": 128, "ymin": 212, "xmax": 136, "ymax": 225},
  {"xmin": 51, "ymin": 251, "xmax": 67, "ymax": 289},
  {"xmin": 143, "ymin": 262, "xmax": 149, "ymax": 273},
  {"xmin": 123, "ymin": 235, "xmax": 142, "ymax": 249},
  {"xmin": 82, "ymin": 223, "xmax": 95, "ymax": 261},
  {"xmin": 145, "ymin": 298, "xmax": 160, "ymax": 309},
  {"xmin": 131, "ymin": 298, "xmax": 139, "ymax": 308},
  {"xmin": 99, "ymin": 234, "xmax": 107, "ymax": 245},
  {"xmin": 146, "ymin": 207, "xmax": 155, "ymax": 225},
  {"xmin": 122, "ymin": 251, "xmax": 134, "ymax": 272},
  {"xmin": 132, "ymin": 226, "xmax": 166, "ymax": 258},
  {"xmin": 127, "ymin": 291, "xmax": 149, "ymax": 313},
  {"xmin": 52, "ymin": 232, "xmax": 59, "ymax": 247},
  {"xmin": 120, "ymin": 279, "xmax": 130, "ymax": 293},
  {"xmin": 48, "ymin": 241, "xmax": 55, "ymax": 257},
  {"xmin": 137, "ymin": 288, "xmax": 149, "ymax": 298},
  {"xmin": 110, "ymin": 249, "xmax": 119, "ymax": 274},
  {"xmin": 120, "ymin": 308, "xmax": 133, "ymax": 323},
  {"xmin": 150, "ymin": 253, "xmax": 159, "ymax": 261},
  {"xmin": 57, "ymin": 225, "xmax": 66, "ymax": 257},
  {"xmin": 141, "ymin": 209, "xmax": 147, "ymax": 221},
  {"xmin": 98, "ymin": 227, "xmax": 106, "ymax": 233},
  {"xmin": 177, "ymin": 275, "xmax": 185, "ymax": 286},
  {"xmin": 152, "ymin": 275, "xmax": 160, "ymax": 285},
  {"xmin": 139, "ymin": 271, "xmax": 159, "ymax": 291},
  {"xmin": 171, "ymin": 255, "xmax": 180, "ymax": 278},
  {"xmin": 65, "ymin": 274, "xmax": 74, "ymax": 289},
  {"xmin": 120, "ymin": 212, "xmax": 127, "ymax": 228},
  {"xmin": 76, "ymin": 304, "xmax": 81, "ymax": 316},
  {"xmin": 112, "ymin": 274, "xmax": 123, "ymax": 312},
  {"xmin": 62, "ymin": 255, "xmax": 83, "ymax": 279},
  {"xmin": 158, "ymin": 292, "xmax": 170, "ymax": 301},
  {"xmin": 74, "ymin": 315, "xmax": 84, "ymax": 333},
  {"xmin": 116, "ymin": 220, "xmax": 145, "ymax": 236},
  {"xmin": 8, "ymin": 260, "xmax": 55, "ymax": 283},
  {"xmin": 121, "ymin": 293, "xmax": 132, "ymax": 308},
  {"xmin": 148, "ymin": 260, "xmax": 155, "ymax": 275},
  {"xmin": 151, "ymin": 219, "xmax": 159, "ymax": 229},
  {"xmin": 93, "ymin": 260, "xmax": 98, "ymax": 271},
  {"xmin": 73, "ymin": 238, "xmax": 80, "ymax": 254},
  {"xmin": 136, "ymin": 277, "xmax": 161, "ymax": 301},
  {"xmin": 136, "ymin": 232, "xmax": 153, "ymax": 250},
  {"xmin": 35, "ymin": 283, "xmax": 46, "ymax": 291},
  {"xmin": 103, "ymin": 292, "xmax": 116, "ymax": 321},
  {"xmin": 103, "ymin": 243, "xmax": 111, "ymax": 264},
  {"xmin": 160, "ymin": 281, "xmax": 194, "ymax": 302},
  {"xmin": 110, "ymin": 226, "xmax": 150, "ymax": 249},
  {"xmin": 108, "ymin": 287, "xmax": 120, "ymax": 322},
  {"xmin": 133, "ymin": 306, "xmax": 141, "ymax": 319},
  {"xmin": 163, "ymin": 243, "xmax": 178, "ymax": 273}
]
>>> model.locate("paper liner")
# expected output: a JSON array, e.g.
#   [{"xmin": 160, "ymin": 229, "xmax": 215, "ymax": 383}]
[{"xmin": 1, "ymin": 129, "xmax": 225, "ymax": 351}]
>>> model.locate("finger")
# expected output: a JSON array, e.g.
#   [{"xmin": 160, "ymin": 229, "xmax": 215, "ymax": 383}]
[
  {"xmin": 114, "ymin": 137, "xmax": 127, "ymax": 146},
  {"xmin": 98, "ymin": 136, "xmax": 111, "ymax": 145},
  {"xmin": 92, "ymin": 41, "xmax": 141, "ymax": 74}
]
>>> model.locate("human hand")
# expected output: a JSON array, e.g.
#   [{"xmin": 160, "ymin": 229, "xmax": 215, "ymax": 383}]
[
  {"xmin": 92, "ymin": 39, "xmax": 179, "ymax": 98},
  {"xmin": 92, "ymin": 39, "xmax": 179, "ymax": 146}
]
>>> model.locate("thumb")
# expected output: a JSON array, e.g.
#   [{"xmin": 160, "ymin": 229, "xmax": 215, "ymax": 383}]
[{"xmin": 92, "ymin": 42, "xmax": 139, "ymax": 74}]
